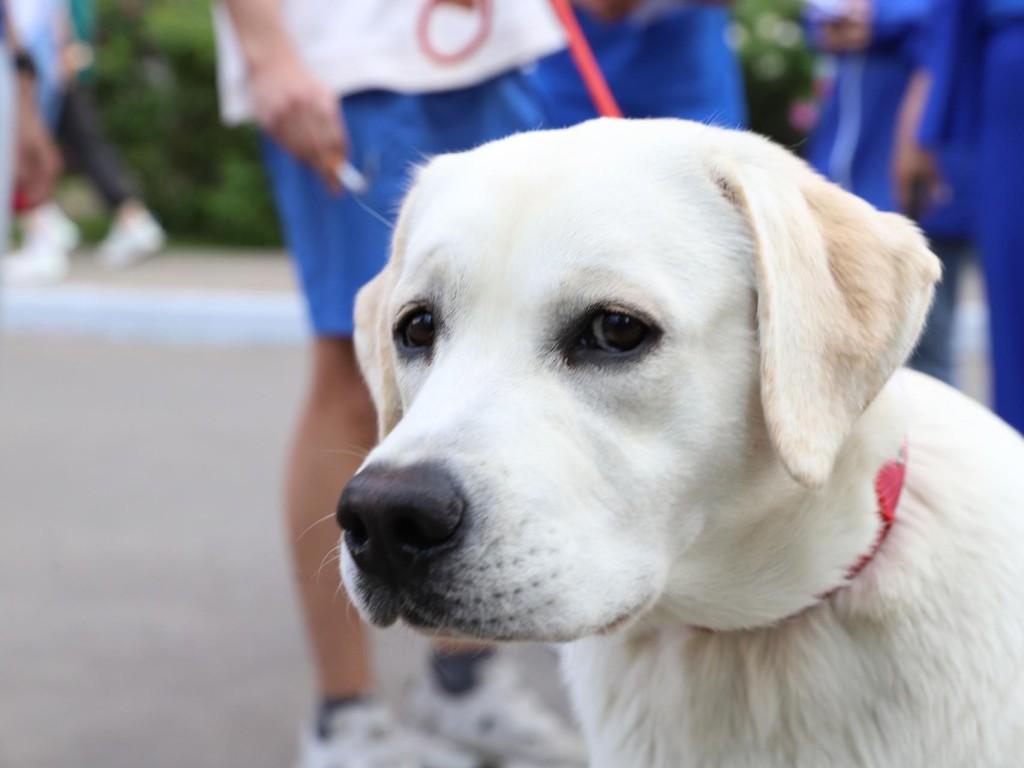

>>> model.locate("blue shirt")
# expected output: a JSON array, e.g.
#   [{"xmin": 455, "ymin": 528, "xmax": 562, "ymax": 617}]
[
  {"xmin": 806, "ymin": 0, "xmax": 975, "ymax": 239},
  {"xmin": 530, "ymin": 6, "xmax": 747, "ymax": 129},
  {"xmin": 987, "ymin": 0, "xmax": 1024, "ymax": 20}
]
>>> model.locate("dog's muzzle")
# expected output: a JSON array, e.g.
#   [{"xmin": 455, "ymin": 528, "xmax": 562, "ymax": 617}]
[{"xmin": 337, "ymin": 462, "xmax": 466, "ymax": 587}]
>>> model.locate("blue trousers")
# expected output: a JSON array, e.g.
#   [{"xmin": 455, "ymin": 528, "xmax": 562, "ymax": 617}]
[
  {"xmin": 908, "ymin": 240, "xmax": 970, "ymax": 386},
  {"xmin": 978, "ymin": 22, "xmax": 1024, "ymax": 433}
]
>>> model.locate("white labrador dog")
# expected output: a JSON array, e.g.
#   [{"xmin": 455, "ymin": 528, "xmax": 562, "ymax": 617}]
[{"xmin": 338, "ymin": 119, "xmax": 1024, "ymax": 767}]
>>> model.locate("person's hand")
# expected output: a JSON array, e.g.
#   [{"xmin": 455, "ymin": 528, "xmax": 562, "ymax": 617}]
[
  {"xmin": 817, "ymin": 0, "xmax": 873, "ymax": 52},
  {"xmin": 14, "ymin": 77, "xmax": 61, "ymax": 209},
  {"xmin": 248, "ymin": 54, "xmax": 346, "ymax": 192},
  {"xmin": 893, "ymin": 138, "xmax": 943, "ymax": 219},
  {"xmin": 60, "ymin": 41, "xmax": 94, "ymax": 81},
  {"xmin": 572, "ymin": 0, "xmax": 645, "ymax": 21},
  {"xmin": 891, "ymin": 70, "xmax": 945, "ymax": 218}
]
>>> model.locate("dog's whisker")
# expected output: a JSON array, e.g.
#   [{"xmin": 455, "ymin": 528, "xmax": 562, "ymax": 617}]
[
  {"xmin": 316, "ymin": 549, "xmax": 341, "ymax": 576},
  {"xmin": 296, "ymin": 511, "xmax": 339, "ymax": 543},
  {"xmin": 352, "ymin": 194, "xmax": 395, "ymax": 232},
  {"xmin": 315, "ymin": 548, "xmax": 343, "ymax": 583},
  {"xmin": 332, "ymin": 582, "xmax": 346, "ymax": 604},
  {"xmin": 324, "ymin": 446, "xmax": 372, "ymax": 461}
]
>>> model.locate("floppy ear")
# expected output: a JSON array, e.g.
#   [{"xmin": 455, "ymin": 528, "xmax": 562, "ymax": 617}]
[
  {"xmin": 353, "ymin": 266, "xmax": 401, "ymax": 440},
  {"xmin": 353, "ymin": 187, "xmax": 422, "ymax": 440},
  {"xmin": 704, "ymin": 131, "xmax": 940, "ymax": 488}
]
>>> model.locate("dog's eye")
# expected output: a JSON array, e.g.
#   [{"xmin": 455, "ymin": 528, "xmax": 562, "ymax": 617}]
[
  {"xmin": 586, "ymin": 311, "xmax": 649, "ymax": 353},
  {"xmin": 564, "ymin": 308, "xmax": 658, "ymax": 365},
  {"xmin": 397, "ymin": 309, "xmax": 435, "ymax": 349}
]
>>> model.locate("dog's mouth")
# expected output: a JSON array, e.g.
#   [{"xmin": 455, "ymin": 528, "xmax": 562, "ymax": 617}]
[
  {"xmin": 354, "ymin": 586, "xmax": 402, "ymax": 628},
  {"xmin": 353, "ymin": 571, "xmax": 654, "ymax": 642},
  {"xmin": 595, "ymin": 597, "xmax": 653, "ymax": 636}
]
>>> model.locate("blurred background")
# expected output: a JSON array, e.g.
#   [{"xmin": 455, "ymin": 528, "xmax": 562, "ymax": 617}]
[
  {"xmin": 14, "ymin": 0, "xmax": 820, "ymax": 250},
  {"xmin": 0, "ymin": 1, "xmax": 993, "ymax": 767}
]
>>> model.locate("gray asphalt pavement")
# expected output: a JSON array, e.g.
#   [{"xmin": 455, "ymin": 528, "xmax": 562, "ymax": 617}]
[{"xmin": 0, "ymin": 337, "xmax": 310, "ymax": 768}]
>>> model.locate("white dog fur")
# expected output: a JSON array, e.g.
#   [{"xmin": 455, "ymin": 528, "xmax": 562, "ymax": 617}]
[{"xmin": 342, "ymin": 119, "xmax": 1024, "ymax": 767}]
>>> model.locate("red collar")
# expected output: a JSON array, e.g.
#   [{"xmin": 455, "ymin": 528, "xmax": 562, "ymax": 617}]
[
  {"xmin": 820, "ymin": 440, "xmax": 907, "ymax": 600},
  {"xmin": 693, "ymin": 442, "xmax": 908, "ymax": 633},
  {"xmin": 700, "ymin": 442, "xmax": 909, "ymax": 634}
]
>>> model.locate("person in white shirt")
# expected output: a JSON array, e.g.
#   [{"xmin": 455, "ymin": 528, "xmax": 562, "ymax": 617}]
[{"xmin": 215, "ymin": 2, "xmax": 586, "ymax": 766}]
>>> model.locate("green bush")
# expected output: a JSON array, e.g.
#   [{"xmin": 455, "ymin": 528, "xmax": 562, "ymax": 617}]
[
  {"xmin": 93, "ymin": 0, "xmax": 280, "ymax": 245},
  {"xmin": 734, "ymin": 0, "xmax": 816, "ymax": 149}
]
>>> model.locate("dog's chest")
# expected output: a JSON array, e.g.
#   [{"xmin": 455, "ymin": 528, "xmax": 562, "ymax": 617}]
[{"xmin": 562, "ymin": 614, "xmax": 1021, "ymax": 768}]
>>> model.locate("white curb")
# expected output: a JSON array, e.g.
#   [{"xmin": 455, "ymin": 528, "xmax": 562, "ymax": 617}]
[{"xmin": 2, "ymin": 284, "xmax": 306, "ymax": 346}]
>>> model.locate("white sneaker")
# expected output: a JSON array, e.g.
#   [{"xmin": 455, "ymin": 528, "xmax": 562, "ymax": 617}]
[
  {"xmin": 294, "ymin": 700, "xmax": 483, "ymax": 768},
  {"xmin": 22, "ymin": 201, "xmax": 82, "ymax": 253},
  {"xmin": 2, "ymin": 202, "xmax": 79, "ymax": 286},
  {"xmin": 406, "ymin": 656, "xmax": 588, "ymax": 767},
  {"xmin": 96, "ymin": 209, "xmax": 165, "ymax": 268},
  {"xmin": 2, "ymin": 245, "xmax": 70, "ymax": 287}
]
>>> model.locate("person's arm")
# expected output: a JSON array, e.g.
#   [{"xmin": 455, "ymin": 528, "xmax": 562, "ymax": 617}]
[
  {"xmin": 220, "ymin": 0, "xmax": 345, "ymax": 189},
  {"xmin": 2, "ymin": 0, "xmax": 62, "ymax": 208},
  {"xmin": 2, "ymin": 0, "xmax": 14, "ymax": 47},
  {"xmin": 892, "ymin": 69, "xmax": 943, "ymax": 217}
]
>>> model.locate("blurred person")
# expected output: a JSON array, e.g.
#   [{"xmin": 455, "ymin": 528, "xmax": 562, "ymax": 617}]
[
  {"xmin": 58, "ymin": 0, "xmax": 165, "ymax": 268},
  {"xmin": 804, "ymin": 0, "xmax": 975, "ymax": 386},
  {"xmin": 214, "ymin": 2, "xmax": 586, "ymax": 767},
  {"xmin": 5, "ymin": 0, "xmax": 165, "ymax": 286},
  {"xmin": 3, "ymin": 0, "xmax": 72, "ymax": 284},
  {"xmin": 1, "ymin": 0, "xmax": 61, "ymax": 257},
  {"xmin": 531, "ymin": 0, "xmax": 747, "ymax": 129},
  {"xmin": 894, "ymin": 0, "xmax": 1024, "ymax": 432}
]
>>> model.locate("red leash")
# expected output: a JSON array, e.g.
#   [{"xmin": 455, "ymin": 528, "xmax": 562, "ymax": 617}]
[
  {"xmin": 548, "ymin": 0, "xmax": 624, "ymax": 118},
  {"xmin": 417, "ymin": 0, "xmax": 623, "ymax": 119}
]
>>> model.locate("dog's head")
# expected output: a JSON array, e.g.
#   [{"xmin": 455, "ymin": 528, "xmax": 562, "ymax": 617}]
[{"xmin": 339, "ymin": 119, "xmax": 939, "ymax": 640}]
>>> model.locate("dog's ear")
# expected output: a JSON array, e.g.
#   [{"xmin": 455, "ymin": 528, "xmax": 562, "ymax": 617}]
[
  {"xmin": 354, "ymin": 187, "xmax": 422, "ymax": 440},
  {"xmin": 704, "ymin": 131, "xmax": 940, "ymax": 488},
  {"xmin": 354, "ymin": 267, "xmax": 401, "ymax": 439}
]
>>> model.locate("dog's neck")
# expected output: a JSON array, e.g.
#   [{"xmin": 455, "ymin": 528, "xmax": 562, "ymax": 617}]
[{"xmin": 649, "ymin": 377, "xmax": 909, "ymax": 633}]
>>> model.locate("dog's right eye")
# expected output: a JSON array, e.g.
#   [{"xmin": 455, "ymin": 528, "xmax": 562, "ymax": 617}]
[
  {"xmin": 396, "ymin": 308, "xmax": 436, "ymax": 349},
  {"xmin": 563, "ymin": 306, "xmax": 661, "ymax": 365},
  {"xmin": 590, "ymin": 312, "xmax": 648, "ymax": 352}
]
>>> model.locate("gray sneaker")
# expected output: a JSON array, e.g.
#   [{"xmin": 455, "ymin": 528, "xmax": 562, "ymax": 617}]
[
  {"xmin": 294, "ymin": 700, "xmax": 482, "ymax": 768},
  {"xmin": 406, "ymin": 656, "xmax": 587, "ymax": 767}
]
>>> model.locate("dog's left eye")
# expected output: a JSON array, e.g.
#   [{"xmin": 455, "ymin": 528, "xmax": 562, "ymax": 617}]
[
  {"xmin": 569, "ymin": 310, "xmax": 654, "ymax": 361},
  {"xmin": 397, "ymin": 308, "xmax": 436, "ymax": 349},
  {"xmin": 590, "ymin": 312, "xmax": 648, "ymax": 352}
]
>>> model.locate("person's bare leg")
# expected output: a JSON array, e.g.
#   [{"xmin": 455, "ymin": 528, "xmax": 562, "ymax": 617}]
[{"xmin": 286, "ymin": 336, "xmax": 376, "ymax": 698}]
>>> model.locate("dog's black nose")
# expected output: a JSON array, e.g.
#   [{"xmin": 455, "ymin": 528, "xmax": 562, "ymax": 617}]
[{"xmin": 337, "ymin": 462, "xmax": 465, "ymax": 582}]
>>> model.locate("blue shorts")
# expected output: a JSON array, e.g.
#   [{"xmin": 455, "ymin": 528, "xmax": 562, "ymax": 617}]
[
  {"xmin": 261, "ymin": 71, "xmax": 545, "ymax": 337},
  {"xmin": 529, "ymin": 6, "xmax": 747, "ymax": 128}
]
